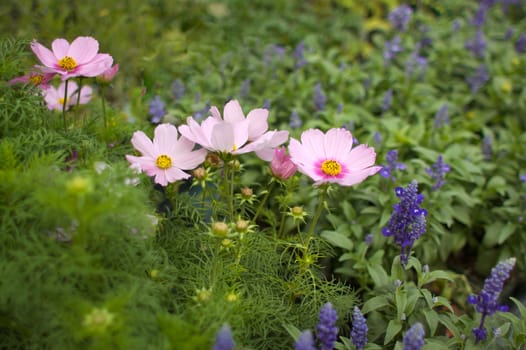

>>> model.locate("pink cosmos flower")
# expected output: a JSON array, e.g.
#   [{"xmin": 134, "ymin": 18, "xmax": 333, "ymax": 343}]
[
  {"xmin": 270, "ymin": 147, "xmax": 297, "ymax": 180},
  {"xmin": 125, "ymin": 123, "xmax": 207, "ymax": 186},
  {"xmin": 288, "ymin": 128, "xmax": 382, "ymax": 186},
  {"xmin": 9, "ymin": 67, "xmax": 55, "ymax": 89},
  {"xmin": 96, "ymin": 64, "xmax": 119, "ymax": 84},
  {"xmin": 42, "ymin": 81, "xmax": 93, "ymax": 111},
  {"xmin": 179, "ymin": 99, "xmax": 288, "ymax": 160},
  {"xmin": 31, "ymin": 36, "xmax": 113, "ymax": 80}
]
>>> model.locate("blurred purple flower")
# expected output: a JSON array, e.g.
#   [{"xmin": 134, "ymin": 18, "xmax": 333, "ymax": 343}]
[
  {"xmin": 262, "ymin": 99, "xmax": 271, "ymax": 110},
  {"xmin": 382, "ymin": 89, "xmax": 393, "ymax": 113},
  {"xmin": 364, "ymin": 233, "xmax": 373, "ymax": 246},
  {"xmin": 388, "ymin": 4, "xmax": 413, "ymax": 32},
  {"xmin": 316, "ymin": 302, "xmax": 339, "ymax": 350},
  {"xmin": 434, "ymin": 103, "xmax": 450, "ymax": 128},
  {"xmin": 452, "ymin": 19, "xmax": 462, "ymax": 32},
  {"xmin": 294, "ymin": 330, "xmax": 316, "ymax": 350},
  {"xmin": 515, "ymin": 34, "xmax": 526, "ymax": 53},
  {"xmin": 294, "ymin": 42, "xmax": 307, "ymax": 69},
  {"xmin": 193, "ymin": 102, "xmax": 210, "ymax": 121},
  {"xmin": 380, "ymin": 150, "xmax": 406, "ymax": 182},
  {"xmin": 289, "ymin": 110, "xmax": 302, "ymax": 129},
  {"xmin": 382, "ymin": 181, "xmax": 427, "ymax": 266},
  {"xmin": 467, "ymin": 64, "xmax": 489, "ymax": 93},
  {"xmin": 212, "ymin": 324, "xmax": 235, "ymax": 350},
  {"xmin": 403, "ymin": 323, "xmax": 425, "ymax": 350},
  {"xmin": 240, "ymin": 79, "xmax": 251, "ymax": 98},
  {"xmin": 405, "ymin": 45, "xmax": 427, "ymax": 79},
  {"xmin": 471, "ymin": 4, "xmax": 487, "ymax": 27},
  {"xmin": 504, "ymin": 28, "xmax": 514, "ymax": 40},
  {"xmin": 468, "ymin": 258, "xmax": 516, "ymax": 343},
  {"xmin": 148, "ymin": 95, "xmax": 166, "ymax": 124},
  {"xmin": 171, "ymin": 79, "xmax": 185, "ymax": 99},
  {"xmin": 373, "ymin": 131, "xmax": 382, "ymax": 146},
  {"xmin": 426, "ymin": 155, "xmax": 450, "ymax": 190},
  {"xmin": 521, "ymin": 173, "xmax": 526, "ymax": 182},
  {"xmin": 465, "ymin": 30, "xmax": 486, "ymax": 58},
  {"xmin": 337, "ymin": 102, "xmax": 344, "ymax": 114},
  {"xmin": 264, "ymin": 44, "xmax": 286, "ymax": 65},
  {"xmin": 313, "ymin": 83, "xmax": 326, "ymax": 111},
  {"xmin": 482, "ymin": 135, "xmax": 493, "ymax": 160},
  {"xmin": 384, "ymin": 36, "xmax": 403, "ymax": 65}
]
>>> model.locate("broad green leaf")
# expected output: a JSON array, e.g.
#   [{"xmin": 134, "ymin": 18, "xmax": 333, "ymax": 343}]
[
  {"xmin": 321, "ymin": 230, "xmax": 353, "ymax": 250},
  {"xmin": 423, "ymin": 309, "xmax": 439, "ymax": 335},
  {"xmin": 384, "ymin": 320, "xmax": 403, "ymax": 345},
  {"xmin": 362, "ymin": 296, "xmax": 390, "ymax": 314},
  {"xmin": 367, "ymin": 263, "xmax": 389, "ymax": 287}
]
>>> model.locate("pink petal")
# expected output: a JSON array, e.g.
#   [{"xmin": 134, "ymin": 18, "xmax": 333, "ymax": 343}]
[
  {"xmin": 153, "ymin": 171, "xmax": 168, "ymax": 186},
  {"xmin": 210, "ymin": 106, "xmax": 222, "ymax": 120},
  {"xmin": 246, "ymin": 108, "xmax": 269, "ymax": 141},
  {"xmin": 210, "ymin": 123, "xmax": 236, "ymax": 152},
  {"xmin": 75, "ymin": 54, "xmax": 113, "ymax": 77},
  {"xmin": 171, "ymin": 148, "xmax": 207, "ymax": 170},
  {"xmin": 153, "ymin": 123, "xmax": 179, "ymax": 156},
  {"xmin": 125, "ymin": 155, "xmax": 157, "ymax": 174},
  {"xmin": 31, "ymin": 41, "xmax": 58, "ymax": 68},
  {"xmin": 223, "ymin": 100, "xmax": 245, "ymax": 123},
  {"xmin": 339, "ymin": 167, "xmax": 382, "ymax": 186},
  {"xmin": 323, "ymin": 128, "xmax": 354, "ymax": 159},
  {"xmin": 51, "ymin": 38, "xmax": 70, "ymax": 59},
  {"xmin": 179, "ymin": 117, "xmax": 213, "ymax": 149},
  {"xmin": 342, "ymin": 144, "xmax": 378, "ymax": 171},
  {"xmin": 300, "ymin": 129, "xmax": 325, "ymax": 159},
  {"xmin": 130, "ymin": 131, "xmax": 156, "ymax": 158},
  {"xmin": 231, "ymin": 120, "xmax": 249, "ymax": 151},
  {"xmin": 77, "ymin": 86, "xmax": 93, "ymax": 104},
  {"xmin": 164, "ymin": 167, "xmax": 191, "ymax": 183},
  {"xmin": 68, "ymin": 36, "xmax": 99, "ymax": 64}
]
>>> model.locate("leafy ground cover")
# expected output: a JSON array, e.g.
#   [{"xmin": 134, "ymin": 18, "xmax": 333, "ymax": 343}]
[{"xmin": 1, "ymin": 0, "xmax": 526, "ymax": 349}]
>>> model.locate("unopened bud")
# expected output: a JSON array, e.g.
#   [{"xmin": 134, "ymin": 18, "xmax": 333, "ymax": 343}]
[
  {"xmin": 240, "ymin": 187, "xmax": 253, "ymax": 199},
  {"xmin": 235, "ymin": 219, "xmax": 249, "ymax": 233},
  {"xmin": 193, "ymin": 167, "xmax": 207, "ymax": 180},
  {"xmin": 212, "ymin": 222, "xmax": 229, "ymax": 237}
]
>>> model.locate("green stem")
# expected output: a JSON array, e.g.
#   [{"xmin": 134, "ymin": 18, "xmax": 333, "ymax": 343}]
[
  {"xmin": 62, "ymin": 80, "xmax": 69, "ymax": 130},
  {"xmin": 75, "ymin": 77, "xmax": 83, "ymax": 126},
  {"xmin": 252, "ymin": 181, "xmax": 275, "ymax": 224},
  {"xmin": 100, "ymin": 85, "xmax": 107, "ymax": 128},
  {"xmin": 305, "ymin": 184, "xmax": 329, "ymax": 247}
]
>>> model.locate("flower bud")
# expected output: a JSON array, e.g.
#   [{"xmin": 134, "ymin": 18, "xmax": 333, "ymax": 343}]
[
  {"xmin": 270, "ymin": 147, "xmax": 297, "ymax": 180},
  {"xmin": 240, "ymin": 187, "xmax": 253, "ymax": 199},
  {"xmin": 212, "ymin": 221, "xmax": 229, "ymax": 237},
  {"xmin": 193, "ymin": 166, "xmax": 207, "ymax": 180},
  {"xmin": 235, "ymin": 219, "xmax": 249, "ymax": 233}
]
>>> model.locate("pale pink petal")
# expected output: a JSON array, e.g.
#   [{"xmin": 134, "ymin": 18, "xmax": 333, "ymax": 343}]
[
  {"xmin": 341, "ymin": 144, "xmax": 378, "ymax": 171},
  {"xmin": 210, "ymin": 106, "xmax": 222, "ymax": 120},
  {"xmin": 130, "ymin": 131, "xmax": 156, "ymax": 158},
  {"xmin": 223, "ymin": 100, "xmax": 245, "ymax": 123},
  {"xmin": 51, "ymin": 38, "xmax": 70, "ymax": 59},
  {"xmin": 68, "ymin": 36, "xmax": 99, "ymax": 64},
  {"xmin": 164, "ymin": 167, "xmax": 191, "ymax": 183},
  {"xmin": 153, "ymin": 171, "xmax": 168, "ymax": 186},
  {"xmin": 76, "ymin": 86, "xmax": 93, "ymax": 105},
  {"xmin": 339, "ymin": 167, "xmax": 382, "ymax": 186},
  {"xmin": 170, "ymin": 148, "xmax": 207, "ymax": 170},
  {"xmin": 231, "ymin": 120, "xmax": 249, "ymax": 151},
  {"xmin": 300, "ymin": 129, "xmax": 325, "ymax": 158},
  {"xmin": 31, "ymin": 41, "xmax": 58, "ymax": 68},
  {"xmin": 246, "ymin": 108, "xmax": 269, "ymax": 140},
  {"xmin": 75, "ymin": 54, "xmax": 113, "ymax": 77},
  {"xmin": 153, "ymin": 123, "xmax": 179, "ymax": 156},
  {"xmin": 210, "ymin": 123, "xmax": 236, "ymax": 152},
  {"xmin": 172, "ymin": 135, "xmax": 196, "ymax": 153},
  {"xmin": 179, "ymin": 117, "xmax": 214, "ymax": 149},
  {"xmin": 323, "ymin": 128, "xmax": 354, "ymax": 159},
  {"xmin": 238, "ymin": 130, "xmax": 288, "ymax": 160},
  {"xmin": 63, "ymin": 81, "xmax": 78, "ymax": 99},
  {"xmin": 125, "ymin": 155, "xmax": 157, "ymax": 175}
]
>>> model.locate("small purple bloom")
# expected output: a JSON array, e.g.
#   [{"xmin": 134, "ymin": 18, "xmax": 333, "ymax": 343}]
[
  {"xmin": 148, "ymin": 95, "xmax": 166, "ymax": 124},
  {"xmin": 468, "ymin": 258, "xmax": 516, "ymax": 343},
  {"xmin": 426, "ymin": 155, "xmax": 450, "ymax": 190},
  {"xmin": 171, "ymin": 79, "xmax": 185, "ymax": 99},
  {"xmin": 289, "ymin": 110, "xmax": 302, "ymax": 129},
  {"xmin": 337, "ymin": 102, "xmax": 344, "ymax": 114},
  {"xmin": 373, "ymin": 131, "xmax": 382, "ymax": 146},
  {"xmin": 364, "ymin": 233, "xmax": 373, "ymax": 246},
  {"xmin": 316, "ymin": 302, "xmax": 339, "ymax": 350},
  {"xmin": 434, "ymin": 103, "xmax": 450, "ymax": 128},
  {"xmin": 405, "ymin": 45, "xmax": 427, "ymax": 79},
  {"xmin": 388, "ymin": 4, "xmax": 413, "ymax": 32},
  {"xmin": 471, "ymin": 5, "xmax": 487, "ymax": 27},
  {"xmin": 212, "ymin": 324, "xmax": 235, "ymax": 350},
  {"xmin": 263, "ymin": 44, "xmax": 286, "ymax": 65},
  {"xmin": 262, "ymin": 99, "xmax": 271, "ymax": 110},
  {"xmin": 240, "ymin": 79, "xmax": 251, "ymax": 98},
  {"xmin": 294, "ymin": 330, "xmax": 316, "ymax": 350},
  {"xmin": 465, "ymin": 30, "xmax": 486, "ymax": 58},
  {"xmin": 515, "ymin": 34, "xmax": 526, "ymax": 53},
  {"xmin": 467, "ymin": 64, "xmax": 489, "ymax": 93},
  {"xmin": 294, "ymin": 42, "xmax": 307, "ymax": 69},
  {"xmin": 520, "ymin": 173, "xmax": 526, "ymax": 182},
  {"xmin": 380, "ymin": 150, "xmax": 406, "ymax": 182},
  {"xmin": 505, "ymin": 28, "xmax": 514, "ymax": 40},
  {"xmin": 350, "ymin": 306, "xmax": 368, "ymax": 350},
  {"xmin": 384, "ymin": 36, "xmax": 403, "ymax": 65},
  {"xmin": 382, "ymin": 89, "xmax": 393, "ymax": 113},
  {"xmin": 482, "ymin": 135, "xmax": 493, "ymax": 160},
  {"xmin": 452, "ymin": 19, "xmax": 462, "ymax": 32},
  {"xmin": 313, "ymin": 83, "xmax": 326, "ymax": 111},
  {"xmin": 193, "ymin": 102, "xmax": 210, "ymax": 121},
  {"xmin": 382, "ymin": 181, "xmax": 427, "ymax": 266},
  {"xmin": 403, "ymin": 323, "xmax": 425, "ymax": 350}
]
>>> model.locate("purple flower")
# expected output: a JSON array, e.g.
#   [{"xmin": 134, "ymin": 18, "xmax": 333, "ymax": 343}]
[
  {"xmin": 263, "ymin": 44, "xmax": 286, "ymax": 65},
  {"xmin": 290, "ymin": 110, "xmax": 302, "ymax": 129},
  {"xmin": 193, "ymin": 102, "xmax": 210, "ymax": 121},
  {"xmin": 384, "ymin": 36, "xmax": 403, "ymax": 65},
  {"xmin": 515, "ymin": 34, "xmax": 526, "ymax": 53},
  {"xmin": 403, "ymin": 323, "xmax": 425, "ymax": 350},
  {"xmin": 262, "ymin": 99, "xmax": 271, "ymax": 110},
  {"xmin": 382, "ymin": 89, "xmax": 393, "ymax": 113},
  {"xmin": 425, "ymin": 155, "xmax": 450, "ymax": 190},
  {"xmin": 468, "ymin": 258, "xmax": 516, "ymax": 343},
  {"xmin": 313, "ymin": 83, "xmax": 326, "ymax": 111},
  {"xmin": 482, "ymin": 135, "xmax": 493, "ymax": 160},
  {"xmin": 337, "ymin": 102, "xmax": 344, "ymax": 114},
  {"xmin": 148, "ymin": 95, "xmax": 166, "ymax": 124},
  {"xmin": 316, "ymin": 302, "xmax": 339, "ymax": 350},
  {"xmin": 465, "ymin": 30, "xmax": 486, "ymax": 58},
  {"xmin": 405, "ymin": 45, "xmax": 427, "ymax": 79},
  {"xmin": 212, "ymin": 324, "xmax": 235, "ymax": 350},
  {"xmin": 434, "ymin": 103, "xmax": 450, "ymax": 128},
  {"xmin": 504, "ymin": 27, "xmax": 514, "ymax": 40},
  {"xmin": 452, "ymin": 19, "xmax": 462, "ymax": 32},
  {"xmin": 471, "ymin": 5, "xmax": 487, "ymax": 27},
  {"xmin": 171, "ymin": 79, "xmax": 185, "ymax": 99},
  {"xmin": 294, "ymin": 42, "xmax": 307, "ymax": 69},
  {"xmin": 240, "ymin": 79, "xmax": 251, "ymax": 98},
  {"xmin": 350, "ymin": 307, "xmax": 368, "ymax": 350},
  {"xmin": 520, "ymin": 173, "xmax": 526, "ymax": 182},
  {"xmin": 373, "ymin": 131, "xmax": 382, "ymax": 146},
  {"xmin": 379, "ymin": 150, "xmax": 406, "ymax": 182},
  {"xmin": 388, "ymin": 4, "xmax": 413, "ymax": 32},
  {"xmin": 382, "ymin": 181, "xmax": 427, "ymax": 266},
  {"xmin": 295, "ymin": 330, "xmax": 316, "ymax": 350},
  {"xmin": 467, "ymin": 64, "xmax": 489, "ymax": 93}
]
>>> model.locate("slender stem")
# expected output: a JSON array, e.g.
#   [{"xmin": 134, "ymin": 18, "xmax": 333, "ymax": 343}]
[
  {"xmin": 75, "ymin": 77, "xmax": 83, "ymax": 125},
  {"xmin": 305, "ymin": 184, "xmax": 329, "ymax": 246},
  {"xmin": 230, "ymin": 160, "xmax": 235, "ymax": 219},
  {"xmin": 100, "ymin": 85, "xmax": 107, "ymax": 128},
  {"xmin": 62, "ymin": 80, "xmax": 69, "ymax": 130},
  {"xmin": 252, "ymin": 181, "xmax": 275, "ymax": 224}
]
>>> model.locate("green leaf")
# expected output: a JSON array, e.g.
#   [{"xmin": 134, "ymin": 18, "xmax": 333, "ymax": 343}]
[
  {"xmin": 321, "ymin": 230, "xmax": 353, "ymax": 250},
  {"xmin": 384, "ymin": 320, "xmax": 403, "ymax": 345},
  {"xmin": 282, "ymin": 323, "xmax": 302, "ymax": 341},
  {"xmin": 367, "ymin": 263, "xmax": 389, "ymax": 287},
  {"xmin": 362, "ymin": 296, "xmax": 390, "ymax": 314},
  {"xmin": 395, "ymin": 288, "xmax": 407, "ymax": 320},
  {"xmin": 423, "ymin": 309, "xmax": 439, "ymax": 335},
  {"xmin": 483, "ymin": 222, "xmax": 516, "ymax": 246}
]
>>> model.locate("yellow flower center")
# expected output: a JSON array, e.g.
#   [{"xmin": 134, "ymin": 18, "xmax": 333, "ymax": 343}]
[
  {"xmin": 29, "ymin": 74, "xmax": 43, "ymax": 85},
  {"xmin": 155, "ymin": 155, "xmax": 172, "ymax": 169},
  {"xmin": 58, "ymin": 97, "xmax": 69, "ymax": 106},
  {"xmin": 321, "ymin": 160, "xmax": 342, "ymax": 176},
  {"xmin": 58, "ymin": 56, "xmax": 77, "ymax": 71}
]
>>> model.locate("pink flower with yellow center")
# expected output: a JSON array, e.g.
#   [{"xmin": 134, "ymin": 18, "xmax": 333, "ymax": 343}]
[
  {"xmin": 9, "ymin": 67, "xmax": 55, "ymax": 89},
  {"xmin": 125, "ymin": 123, "xmax": 207, "ymax": 186},
  {"xmin": 31, "ymin": 36, "xmax": 113, "ymax": 80},
  {"xmin": 179, "ymin": 99, "xmax": 288, "ymax": 159},
  {"xmin": 42, "ymin": 81, "xmax": 93, "ymax": 111},
  {"xmin": 288, "ymin": 128, "xmax": 381, "ymax": 186}
]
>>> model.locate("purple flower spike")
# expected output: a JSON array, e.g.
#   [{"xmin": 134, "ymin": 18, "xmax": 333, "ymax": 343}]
[
  {"xmin": 388, "ymin": 4, "xmax": 413, "ymax": 32},
  {"xmin": 469, "ymin": 258, "xmax": 516, "ymax": 343},
  {"xmin": 384, "ymin": 36, "xmax": 403, "ymax": 65},
  {"xmin": 380, "ymin": 150, "xmax": 406, "ymax": 182},
  {"xmin": 351, "ymin": 307, "xmax": 368, "ymax": 350},
  {"xmin": 295, "ymin": 330, "xmax": 316, "ymax": 350},
  {"xmin": 403, "ymin": 323, "xmax": 425, "ymax": 350},
  {"xmin": 313, "ymin": 83, "xmax": 326, "ymax": 111},
  {"xmin": 425, "ymin": 155, "xmax": 450, "ymax": 190},
  {"xmin": 465, "ymin": 30, "xmax": 486, "ymax": 58},
  {"xmin": 316, "ymin": 302, "xmax": 339, "ymax": 350},
  {"xmin": 434, "ymin": 103, "xmax": 450, "ymax": 128},
  {"xmin": 212, "ymin": 324, "xmax": 235, "ymax": 350},
  {"xmin": 467, "ymin": 64, "xmax": 489, "ymax": 93},
  {"xmin": 382, "ymin": 181, "xmax": 427, "ymax": 266},
  {"xmin": 149, "ymin": 95, "xmax": 166, "ymax": 124}
]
